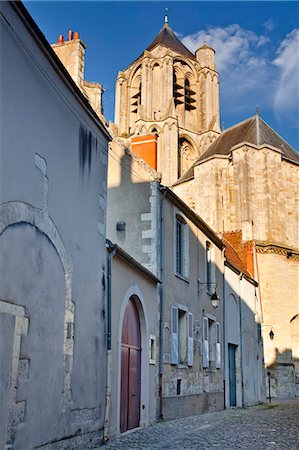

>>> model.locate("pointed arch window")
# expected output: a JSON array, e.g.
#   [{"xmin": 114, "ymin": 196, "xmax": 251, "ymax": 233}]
[
  {"xmin": 178, "ymin": 137, "xmax": 196, "ymax": 177},
  {"xmin": 131, "ymin": 81, "xmax": 141, "ymax": 114},
  {"xmin": 184, "ymin": 78, "xmax": 196, "ymax": 111},
  {"xmin": 173, "ymin": 70, "xmax": 184, "ymax": 107}
]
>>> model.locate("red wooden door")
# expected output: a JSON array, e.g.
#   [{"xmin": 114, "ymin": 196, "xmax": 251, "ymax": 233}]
[{"xmin": 120, "ymin": 298, "xmax": 141, "ymax": 432}]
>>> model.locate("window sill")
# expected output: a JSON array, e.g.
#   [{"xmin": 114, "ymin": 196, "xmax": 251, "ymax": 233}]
[
  {"xmin": 177, "ymin": 363, "xmax": 188, "ymax": 369},
  {"xmin": 175, "ymin": 273, "xmax": 189, "ymax": 283}
]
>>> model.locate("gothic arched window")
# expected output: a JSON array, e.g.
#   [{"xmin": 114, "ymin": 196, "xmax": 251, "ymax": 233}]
[
  {"xmin": 131, "ymin": 72, "xmax": 141, "ymax": 115},
  {"xmin": 173, "ymin": 70, "xmax": 184, "ymax": 107},
  {"xmin": 178, "ymin": 137, "xmax": 196, "ymax": 177},
  {"xmin": 184, "ymin": 78, "xmax": 196, "ymax": 111}
]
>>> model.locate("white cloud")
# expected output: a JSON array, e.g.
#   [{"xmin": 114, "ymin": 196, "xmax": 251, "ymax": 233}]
[
  {"xmin": 180, "ymin": 25, "xmax": 298, "ymax": 120},
  {"xmin": 273, "ymin": 29, "xmax": 299, "ymax": 113},
  {"xmin": 181, "ymin": 24, "xmax": 268, "ymax": 73},
  {"xmin": 181, "ymin": 25, "xmax": 271, "ymax": 115},
  {"xmin": 263, "ymin": 19, "xmax": 277, "ymax": 32}
]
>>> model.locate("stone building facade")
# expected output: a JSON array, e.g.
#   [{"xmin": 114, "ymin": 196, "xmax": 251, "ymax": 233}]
[{"xmin": 0, "ymin": 2, "xmax": 110, "ymax": 449}]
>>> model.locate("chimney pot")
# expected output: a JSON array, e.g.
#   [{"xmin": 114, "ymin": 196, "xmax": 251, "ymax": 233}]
[
  {"xmin": 58, "ymin": 35, "xmax": 64, "ymax": 44},
  {"xmin": 74, "ymin": 31, "xmax": 80, "ymax": 40},
  {"xmin": 68, "ymin": 30, "xmax": 73, "ymax": 41}
]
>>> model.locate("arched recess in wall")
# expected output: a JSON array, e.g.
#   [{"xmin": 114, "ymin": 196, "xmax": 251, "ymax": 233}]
[
  {"xmin": 117, "ymin": 285, "xmax": 149, "ymax": 434},
  {"xmin": 0, "ymin": 201, "xmax": 74, "ymax": 409},
  {"xmin": 173, "ymin": 65, "xmax": 184, "ymax": 109},
  {"xmin": 178, "ymin": 136, "xmax": 196, "ymax": 178},
  {"xmin": 152, "ymin": 62, "xmax": 162, "ymax": 118}
]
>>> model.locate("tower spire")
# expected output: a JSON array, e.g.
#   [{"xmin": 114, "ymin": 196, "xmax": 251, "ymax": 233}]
[{"xmin": 164, "ymin": 7, "xmax": 168, "ymax": 24}]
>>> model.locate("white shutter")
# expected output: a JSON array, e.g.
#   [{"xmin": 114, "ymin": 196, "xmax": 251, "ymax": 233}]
[
  {"xmin": 187, "ymin": 312, "xmax": 193, "ymax": 366},
  {"xmin": 202, "ymin": 317, "xmax": 209, "ymax": 368},
  {"xmin": 216, "ymin": 321, "xmax": 221, "ymax": 368},
  {"xmin": 170, "ymin": 306, "xmax": 179, "ymax": 364}
]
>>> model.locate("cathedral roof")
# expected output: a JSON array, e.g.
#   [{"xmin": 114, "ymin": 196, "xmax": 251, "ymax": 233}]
[
  {"xmin": 146, "ymin": 22, "xmax": 196, "ymax": 61},
  {"xmin": 175, "ymin": 115, "xmax": 299, "ymax": 185}
]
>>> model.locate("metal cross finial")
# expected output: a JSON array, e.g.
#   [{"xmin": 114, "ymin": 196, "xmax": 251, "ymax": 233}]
[
  {"xmin": 164, "ymin": 7, "xmax": 168, "ymax": 24},
  {"xmin": 256, "ymin": 105, "xmax": 259, "ymax": 115}
]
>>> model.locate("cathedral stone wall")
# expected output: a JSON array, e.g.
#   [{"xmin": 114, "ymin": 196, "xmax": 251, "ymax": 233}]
[
  {"xmin": 258, "ymin": 251, "xmax": 299, "ymax": 397},
  {"xmin": 175, "ymin": 144, "xmax": 299, "ymax": 250}
]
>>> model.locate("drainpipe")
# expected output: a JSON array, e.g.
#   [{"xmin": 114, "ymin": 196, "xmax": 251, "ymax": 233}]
[
  {"xmin": 222, "ymin": 254, "xmax": 226, "ymax": 409},
  {"xmin": 103, "ymin": 240, "xmax": 116, "ymax": 443},
  {"xmin": 239, "ymin": 273, "xmax": 245, "ymax": 407},
  {"xmin": 159, "ymin": 187, "xmax": 167, "ymax": 420}
]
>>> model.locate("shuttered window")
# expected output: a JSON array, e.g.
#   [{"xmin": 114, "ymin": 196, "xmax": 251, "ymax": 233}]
[
  {"xmin": 202, "ymin": 317, "xmax": 209, "ymax": 368},
  {"xmin": 171, "ymin": 305, "xmax": 193, "ymax": 366},
  {"xmin": 170, "ymin": 305, "xmax": 179, "ymax": 364},
  {"xmin": 187, "ymin": 312, "xmax": 194, "ymax": 366},
  {"xmin": 216, "ymin": 321, "xmax": 221, "ymax": 368}
]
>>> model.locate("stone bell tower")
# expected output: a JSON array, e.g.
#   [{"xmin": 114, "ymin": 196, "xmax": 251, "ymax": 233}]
[{"xmin": 113, "ymin": 19, "xmax": 221, "ymax": 186}]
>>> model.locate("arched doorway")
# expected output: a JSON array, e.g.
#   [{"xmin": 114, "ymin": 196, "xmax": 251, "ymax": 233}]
[{"xmin": 120, "ymin": 296, "xmax": 141, "ymax": 432}]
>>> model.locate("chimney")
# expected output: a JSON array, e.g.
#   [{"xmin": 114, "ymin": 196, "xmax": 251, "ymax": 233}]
[{"xmin": 51, "ymin": 31, "xmax": 86, "ymax": 88}]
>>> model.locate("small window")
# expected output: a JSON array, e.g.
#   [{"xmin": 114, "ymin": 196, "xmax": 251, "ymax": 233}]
[
  {"xmin": 149, "ymin": 335, "xmax": 156, "ymax": 365},
  {"xmin": 175, "ymin": 213, "xmax": 188, "ymax": 278}
]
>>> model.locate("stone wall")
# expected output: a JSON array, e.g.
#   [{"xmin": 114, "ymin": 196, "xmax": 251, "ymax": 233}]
[{"xmin": 0, "ymin": 3, "xmax": 109, "ymax": 448}]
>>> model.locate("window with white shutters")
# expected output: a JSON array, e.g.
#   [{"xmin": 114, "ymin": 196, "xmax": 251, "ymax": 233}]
[
  {"xmin": 216, "ymin": 321, "xmax": 221, "ymax": 368},
  {"xmin": 203, "ymin": 317, "xmax": 209, "ymax": 368},
  {"xmin": 187, "ymin": 312, "xmax": 194, "ymax": 366},
  {"xmin": 171, "ymin": 305, "xmax": 179, "ymax": 364},
  {"xmin": 171, "ymin": 305, "xmax": 193, "ymax": 366}
]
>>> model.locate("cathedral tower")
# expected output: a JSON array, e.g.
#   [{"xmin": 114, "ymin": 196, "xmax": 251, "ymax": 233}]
[{"xmin": 113, "ymin": 20, "xmax": 221, "ymax": 186}]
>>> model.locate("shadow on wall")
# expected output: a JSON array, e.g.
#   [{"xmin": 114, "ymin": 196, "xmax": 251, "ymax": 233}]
[{"xmin": 267, "ymin": 348, "xmax": 299, "ymax": 398}]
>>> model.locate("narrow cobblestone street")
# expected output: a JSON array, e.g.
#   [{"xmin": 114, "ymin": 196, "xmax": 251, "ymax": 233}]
[{"xmin": 99, "ymin": 400, "xmax": 299, "ymax": 450}]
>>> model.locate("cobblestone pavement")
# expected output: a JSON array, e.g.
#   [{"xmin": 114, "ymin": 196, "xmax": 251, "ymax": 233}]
[{"xmin": 98, "ymin": 400, "xmax": 299, "ymax": 450}]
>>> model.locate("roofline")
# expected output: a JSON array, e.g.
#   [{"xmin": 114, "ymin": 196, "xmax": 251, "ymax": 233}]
[
  {"xmin": 172, "ymin": 175, "xmax": 194, "ymax": 186},
  {"xmin": 258, "ymin": 115, "xmax": 298, "ymax": 154},
  {"xmin": 282, "ymin": 155, "xmax": 299, "ymax": 166},
  {"xmin": 161, "ymin": 186, "xmax": 224, "ymax": 250},
  {"xmin": 255, "ymin": 241, "xmax": 299, "ymax": 254},
  {"xmin": 106, "ymin": 240, "xmax": 161, "ymax": 283},
  {"xmin": 10, "ymin": 1, "xmax": 112, "ymax": 142},
  {"xmin": 224, "ymin": 260, "xmax": 258, "ymax": 286}
]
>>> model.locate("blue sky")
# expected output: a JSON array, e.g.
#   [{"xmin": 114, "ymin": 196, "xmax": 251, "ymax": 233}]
[{"xmin": 24, "ymin": 1, "xmax": 299, "ymax": 149}]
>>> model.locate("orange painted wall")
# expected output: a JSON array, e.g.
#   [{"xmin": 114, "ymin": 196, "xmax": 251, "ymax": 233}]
[{"xmin": 131, "ymin": 134, "xmax": 158, "ymax": 170}]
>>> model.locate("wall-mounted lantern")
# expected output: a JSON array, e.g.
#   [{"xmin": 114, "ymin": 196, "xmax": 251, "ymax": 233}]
[
  {"xmin": 211, "ymin": 291, "xmax": 220, "ymax": 309},
  {"xmin": 198, "ymin": 281, "xmax": 220, "ymax": 309}
]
